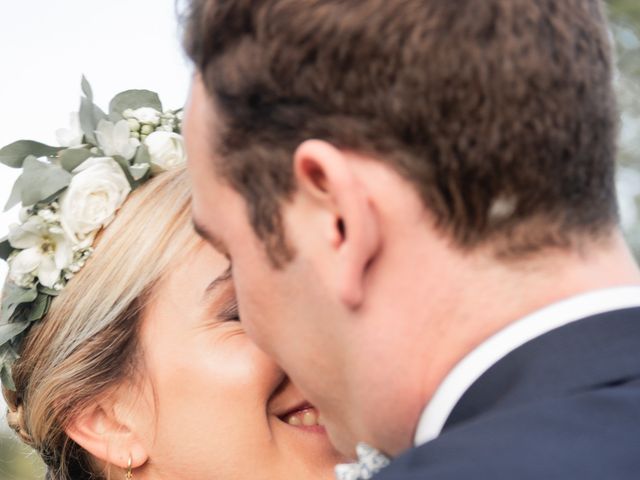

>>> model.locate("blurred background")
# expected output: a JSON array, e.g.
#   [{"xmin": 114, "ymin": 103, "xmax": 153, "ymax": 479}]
[
  {"xmin": 1, "ymin": 1, "xmax": 639, "ymax": 479},
  {"xmin": 611, "ymin": 1, "xmax": 640, "ymax": 255}
]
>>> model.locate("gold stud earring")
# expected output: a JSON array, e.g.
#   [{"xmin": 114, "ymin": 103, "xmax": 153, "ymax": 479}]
[{"xmin": 125, "ymin": 456, "xmax": 133, "ymax": 479}]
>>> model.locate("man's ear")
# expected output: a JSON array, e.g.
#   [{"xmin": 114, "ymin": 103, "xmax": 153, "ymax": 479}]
[
  {"xmin": 292, "ymin": 139, "xmax": 381, "ymax": 309},
  {"xmin": 65, "ymin": 390, "xmax": 149, "ymax": 472}
]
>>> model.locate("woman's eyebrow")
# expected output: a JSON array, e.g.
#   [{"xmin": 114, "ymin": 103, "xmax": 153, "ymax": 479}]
[{"xmin": 202, "ymin": 266, "xmax": 233, "ymax": 301}]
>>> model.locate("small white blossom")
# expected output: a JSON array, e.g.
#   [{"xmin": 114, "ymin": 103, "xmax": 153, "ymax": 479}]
[
  {"xmin": 95, "ymin": 119, "xmax": 140, "ymax": 160},
  {"xmin": 144, "ymin": 131, "xmax": 187, "ymax": 173},
  {"xmin": 37, "ymin": 208, "xmax": 59, "ymax": 223},
  {"xmin": 59, "ymin": 157, "xmax": 131, "ymax": 238},
  {"xmin": 55, "ymin": 112, "xmax": 84, "ymax": 147},
  {"xmin": 8, "ymin": 216, "xmax": 75, "ymax": 289},
  {"xmin": 131, "ymin": 107, "xmax": 161, "ymax": 126}
]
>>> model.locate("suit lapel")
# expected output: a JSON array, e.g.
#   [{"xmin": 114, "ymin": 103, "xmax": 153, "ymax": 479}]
[{"xmin": 444, "ymin": 307, "xmax": 640, "ymax": 431}]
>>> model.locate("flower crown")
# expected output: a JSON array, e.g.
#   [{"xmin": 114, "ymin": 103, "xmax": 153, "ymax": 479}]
[{"xmin": 0, "ymin": 77, "xmax": 186, "ymax": 390}]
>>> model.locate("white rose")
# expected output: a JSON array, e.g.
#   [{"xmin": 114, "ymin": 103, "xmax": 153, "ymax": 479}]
[
  {"xmin": 59, "ymin": 157, "xmax": 131, "ymax": 237},
  {"xmin": 132, "ymin": 107, "xmax": 161, "ymax": 125},
  {"xmin": 144, "ymin": 131, "xmax": 187, "ymax": 173}
]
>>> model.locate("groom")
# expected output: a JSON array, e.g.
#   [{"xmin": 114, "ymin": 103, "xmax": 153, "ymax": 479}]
[{"xmin": 183, "ymin": 0, "xmax": 640, "ymax": 477}]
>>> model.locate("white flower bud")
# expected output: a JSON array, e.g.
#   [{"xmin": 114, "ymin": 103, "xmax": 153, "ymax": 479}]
[
  {"xmin": 140, "ymin": 124, "xmax": 154, "ymax": 135},
  {"xmin": 127, "ymin": 118, "xmax": 141, "ymax": 132},
  {"xmin": 122, "ymin": 108, "xmax": 135, "ymax": 119}
]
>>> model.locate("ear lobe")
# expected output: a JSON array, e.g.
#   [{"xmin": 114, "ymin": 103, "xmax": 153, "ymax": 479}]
[
  {"xmin": 293, "ymin": 140, "xmax": 381, "ymax": 309},
  {"xmin": 65, "ymin": 399, "xmax": 148, "ymax": 471}
]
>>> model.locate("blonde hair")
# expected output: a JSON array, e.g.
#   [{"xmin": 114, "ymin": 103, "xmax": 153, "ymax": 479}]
[{"xmin": 3, "ymin": 167, "xmax": 200, "ymax": 479}]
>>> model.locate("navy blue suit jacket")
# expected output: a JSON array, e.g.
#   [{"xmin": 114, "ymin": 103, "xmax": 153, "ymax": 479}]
[{"xmin": 375, "ymin": 307, "xmax": 640, "ymax": 479}]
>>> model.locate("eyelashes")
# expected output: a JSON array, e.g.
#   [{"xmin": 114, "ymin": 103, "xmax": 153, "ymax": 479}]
[{"xmin": 217, "ymin": 299, "xmax": 240, "ymax": 322}]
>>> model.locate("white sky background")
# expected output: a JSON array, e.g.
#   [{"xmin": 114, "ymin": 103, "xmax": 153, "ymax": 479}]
[{"xmin": 0, "ymin": 0, "xmax": 190, "ymax": 428}]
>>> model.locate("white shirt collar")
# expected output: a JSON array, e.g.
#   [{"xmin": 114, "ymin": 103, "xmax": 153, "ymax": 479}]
[{"xmin": 414, "ymin": 285, "xmax": 640, "ymax": 447}]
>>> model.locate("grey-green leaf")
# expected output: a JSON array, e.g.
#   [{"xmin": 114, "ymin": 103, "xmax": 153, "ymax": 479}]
[
  {"xmin": 81, "ymin": 75, "xmax": 93, "ymax": 101},
  {"xmin": 0, "ymin": 344, "xmax": 19, "ymax": 390},
  {"xmin": 27, "ymin": 294, "xmax": 51, "ymax": 322},
  {"xmin": 0, "ymin": 237, "xmax": 11, "ymax": 261},
  {"xmin": 20, "ymin": 157, "xmax": 72, "ymax": 206},
  {"xmin": 59, "ymin": 148, "xmax": 92, "ymax": 172},
  {"xmin": 3, "ymin": 175, "xmax": 23, "ymax": 211},
  {"xmin": 0, "ymin": 364, "xmax": 15, "ymax": 390},
  {"xmin": 0, "ymin": 321, "xmax": 30, "ymax": 347},
  {"xmin": 134, "ymin": 144, "xmax": 151, "ymax": 165},
  {"xmin": 0, "ymin": 140, "xmax": 61, "ymax": 168},
  {"xmin": 112, "ymin": 155, "xmax": 136, "ymax": 188},
  {"xmin": 129, "ymin": 163, "xmax": 150, "ymax": 181},
  {"xmin": 79, "ymin": 97, "xmax": 107, "ymax": 145},
  {"xmin": 109, "ymin": 90, "xmax": 162, "ymax": 118},
  {"xmin": 38, "ymin": 285, "xmax": 60, "ymax": 297},
  {"xmin": 1, "ymin": 283, "xmax": 38, "ymax": 324}
]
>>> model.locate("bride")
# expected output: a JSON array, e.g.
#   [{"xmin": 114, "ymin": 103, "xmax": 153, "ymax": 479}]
[{"xmin": 0, "ymin": 88, "xmax": 343, "ymax": 479}]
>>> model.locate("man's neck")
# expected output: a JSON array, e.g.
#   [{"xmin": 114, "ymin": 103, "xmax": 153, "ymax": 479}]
[{"xmin": 407, "ymin": 232, "xmax": 640, "ymax": 452}]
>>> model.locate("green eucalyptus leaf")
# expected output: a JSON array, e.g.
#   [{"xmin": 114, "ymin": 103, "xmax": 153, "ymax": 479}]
[
  {"xmin": 0, "ymin": 140, "xmax": 61, "ymax": 168},
  {"xmin": 109, "ymin": 90, "xmax": 162, "ymax": 117},
  {"xmin": 78, "ymin": 77, "xmax": 106, "ymax": 145},
  {"xmin": 134, "ymin": 144, "xmax": 151, "ymax": 165},
  {"xmin": 3, "ymin": 175, "xmax": 23, "ymax": 211},
  {"xmin": 0, "ymin": 237, "xmax": 11, "ymax": 261},
  {"xmin": 1, "ymin": 364, "xmax": 15, "ymax": 390},
  {"xmin": 20, "ymin": 157, "xmax": 72, "ymax": 206},
  {"xmin": 81, "ymin": 75, "xmax": 93, "ymax": 101},
  {"xmin": 59, "ymin": 148, "xmax": 92, "ymax": 172},
  {"xmin": 112, "ymin": 155, "xmax": 136, "ymax": 188},
  {"xmin": 79, "ymin": 96, "xmax": 97, "ymax": 144},
  {"xmin": 0, "ymin": 344, "xmax": 19, "ymax": 390},
  {"xmin": 1, "ymin": 283, "xmax": 38, "ymax": 323},
  {"xmin": 129, "ymin": 163, "xmax": 150, "ymax": 181},
  {"xmin": 38, "ymin": 285, "xmax": 60, "ymax": 297},
  {"xmin": 0, "ymin": 321, "xmax": 30, "ymax": 347},
  {"xmin": 27, "ymin": 293, "xmax": 51, "ymax": 322}
]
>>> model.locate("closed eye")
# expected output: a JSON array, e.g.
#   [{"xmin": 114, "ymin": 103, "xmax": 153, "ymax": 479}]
[{"xmin": 217, "ymin": 298, "xmax": 240, "ymax": 322}]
